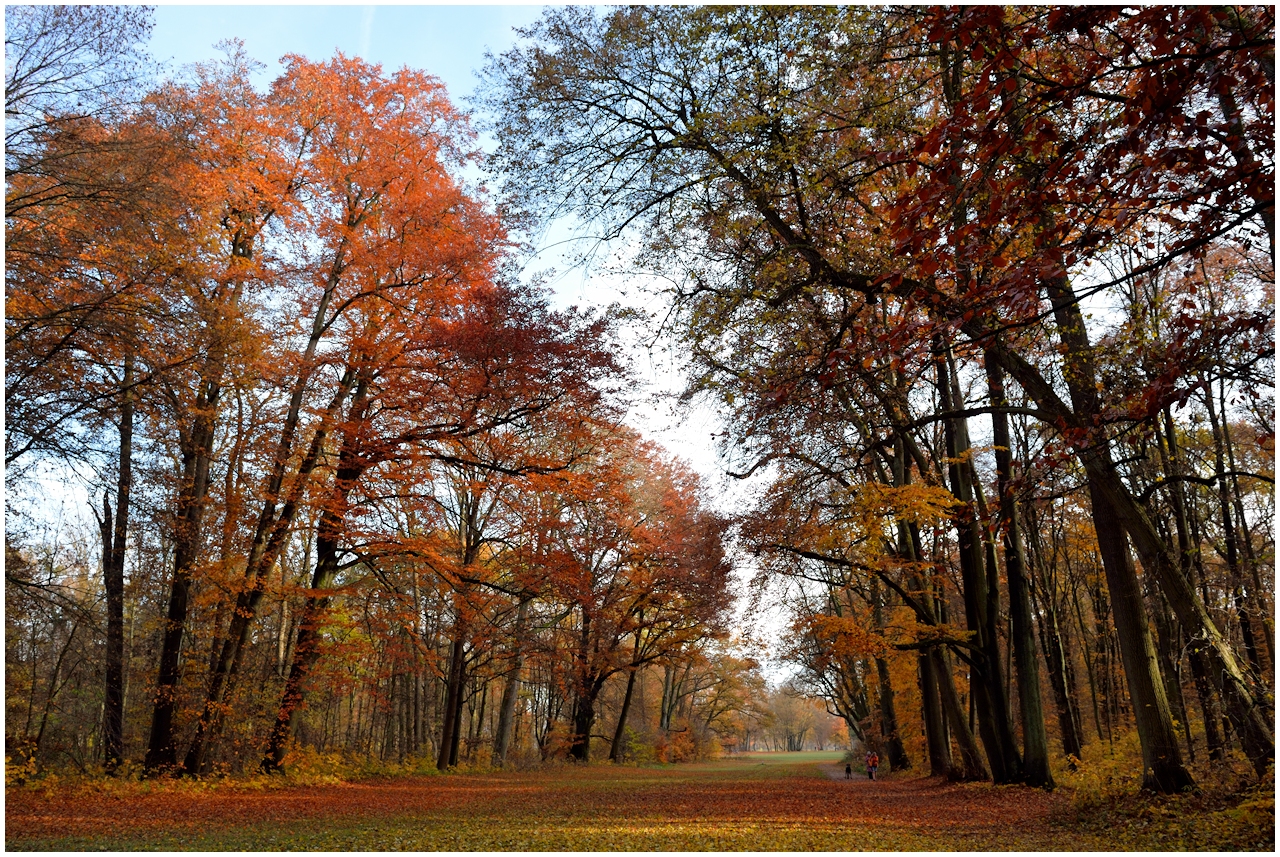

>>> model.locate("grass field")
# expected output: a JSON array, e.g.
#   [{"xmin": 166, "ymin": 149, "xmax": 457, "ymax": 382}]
[{"xmin": 5, "ymin": 751, "xmax": 1272, "ymax": 851}]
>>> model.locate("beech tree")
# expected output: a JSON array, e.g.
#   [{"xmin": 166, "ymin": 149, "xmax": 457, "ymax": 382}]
[{"xmin": 139, "ymin": 44, "xmax": 307, "ymax": 773}]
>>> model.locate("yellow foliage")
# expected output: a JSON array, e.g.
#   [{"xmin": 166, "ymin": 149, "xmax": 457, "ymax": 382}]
[
  {"xmin": 818, "ymin": 482, "xmax": 959, "ymax": 562},
  {"xmin": 843, "ymin": 482, "xmax": 958, "ymax": 530},
  {"xmin": 803, "ymin": 612, "xmax": 890, "ymax": 660},
  {"xmin": 5, "ymin": 753, "xmax": 39, "ymax": 787}
]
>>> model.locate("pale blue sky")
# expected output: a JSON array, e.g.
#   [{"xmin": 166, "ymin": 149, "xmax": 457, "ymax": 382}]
[{"xmin": 150, "ymin": 4, "xmax": 546, "ymax": 101}]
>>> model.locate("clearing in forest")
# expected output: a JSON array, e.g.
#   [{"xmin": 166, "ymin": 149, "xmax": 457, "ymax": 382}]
[{"xmin": 5, "ymin": 751, "xmax": 1271, "ymax": 851}]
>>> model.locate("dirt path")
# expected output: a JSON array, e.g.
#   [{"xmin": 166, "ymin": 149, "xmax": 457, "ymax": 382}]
[{"xmin": 821, "ymin": 760, "xmax": 876, "ymax": 782}]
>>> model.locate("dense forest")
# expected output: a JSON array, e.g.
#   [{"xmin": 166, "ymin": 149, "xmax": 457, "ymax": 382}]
[{"xmin": 5, "ymin": 4, "xmax": 1273, "ymax": 799}]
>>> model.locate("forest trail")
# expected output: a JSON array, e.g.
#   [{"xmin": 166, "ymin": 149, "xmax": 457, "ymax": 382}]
[
  {"xmin": 821, "ymin": 760, "xmax": 871, "ymax": 780},
  {"xmin": 6, "ymin": 752, "xmax": 1115, "ymax": 851}
]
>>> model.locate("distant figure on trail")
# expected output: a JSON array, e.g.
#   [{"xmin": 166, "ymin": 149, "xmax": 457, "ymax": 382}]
[
  {"xmin": 844, "ymin": 762, "xmax": 852, "ymax": 779},
  {"xmin": 865, "ymin": 750, "xmax": 879, "ymax": 781}
]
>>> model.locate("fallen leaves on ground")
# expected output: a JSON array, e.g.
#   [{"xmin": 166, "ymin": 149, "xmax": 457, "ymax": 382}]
[{"xmin": 5, "ymin": 753, "xmax": 1272, "ymax": 851}]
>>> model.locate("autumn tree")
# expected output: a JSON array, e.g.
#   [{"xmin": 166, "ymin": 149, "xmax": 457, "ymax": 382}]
[
  {"xmin": 482, "ymin": 4, "xmax": 1273, "ymax": 790},
  {"xmin": 5, "ymin": 4, "xmax": 155, "ymax": 201},
  {"xmin": 895, "ymin": 6, "xmax": 1272, "ymax": 785},
  {"xmin": 237, "ymin": 53, "xmax": 626, "ymax": 769},
  {"xmin": 3, "ymin": 8, "xmax": 232, "ymax": 775},
  {"xmin": 535, "ymin": 428, "xmax": 732, "ymax": 763},
  {"xmin": 133, "ymin": 43, "xmax": 311, "ymax": 773},
  {"xmin": 182, "ymin": 50, "xmax": 481, "ymax": 775}
]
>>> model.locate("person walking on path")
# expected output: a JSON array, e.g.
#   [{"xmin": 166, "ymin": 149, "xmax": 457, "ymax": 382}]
[{"xmin": 865, "ymin": 750, "xmax": 879, "ymax": 781}]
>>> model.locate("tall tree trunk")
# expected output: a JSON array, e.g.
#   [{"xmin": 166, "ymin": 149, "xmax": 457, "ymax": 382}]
[
  {"xmin": 1153, "ymin": 411, "xmax": 1224, "ymax": 763},
  {"xmin": 1081, "ymin": 409, "xmax": 1271, "ymax": 774},
  {"xmin": 1151, "ymin": 593, "xmax": 1196, "ymax": 762},
  {"xmin": 1088, "ymin": 476, "xmax": 1193, "ymax": 791},
  {"xmin": 891, "ymin": 436, "xmax": 948, "ymax": 776},
  {"xmin": 570, "ymin": 680, "xmax": 599, "ymax": 767},
  {"xmin": 184, "ymin": 301, "xmax": 353, "ymax": 774},
  {"xmin": 466, "ymin": 675, "xmax": 487, "ymax": 764},
  {"xmin": 101, "ymin": 354, "xmax": 133, "ymax": 773},
  {"xmin": 144, "ymin": 381, "xmax": 219, "ymax": 774},
  {"xmin": 1202, "ymin": 379, "xmax": 1264, "ymax": 678},
  {"xmin": 980, "ymin": 269, "xmax": 1193, "ymax": 790},
  {"xmin": 436, "ymin": 626, "xmax": 467, "ymax": 770},
  {"xmin": 262, "ymin": 376, "xmax": 370, "ymax": 773},
  {"xmin": 1220, "ymin": 403, "xmax": 1274, "ymax": 673},
  {"xmin": 874, "ymin": 655, "xmax": 909, "ymax": 771},
  {"xmin": 1025, "ymin": 511, "xmax": 1085, "ymax": 761},
  {"xmin": 494, "ymin": 597, "xmax": 530, "ymax": 767},
  {"xmin": 144, "ymin": 249, "xmax": 251, "ymax": 775},
  {"xmin": 984, "ymin": 263, "xmax": 1270, "ymax": 780},
  {"xmin": 1186, "ymin": 639, "xmax": 1227, "ymax": 761},
  {"xmin": 261, "ymin": 554, "xmax": 339, "ymax": 771},
  {"xmin": 870, "ymin": 577, "xmax": 909, "ymax": 771},
  {"xmin": 570, "ymin": 691, "xmax": 596, "ymax": 763},
  {"xmin": 610, "ymin": 633, "xmax": 643, "ymax": 763},
  {"xmin": 985, "ymin": 356, "xmax": 1053, "ymax": 788},
  {"xmin": 918, "ymin": 651, "xmax": 951, "ymax": 776},
  {"xmin": 1038, "ymin": 591, "xmax": 1085, "ymax": 762},
  {"xmin": 935, "ymin": 335, "xmax": 1020, "ymax": 783},
  {"xmin": 448, "ymin": 669, "xmax": 467, "ymax": 767},
  {"xmin": 932, "ymin": 647, "xmax": 988, "ymax": 781},
  {"xmin": 570, "ymin": 611, "xmax": 594, "ymax": 762},
  {"xmin": 935, "ymin": 39, "xmax": 1019, "ymax": 783},
  {"xmin": 660, "ymin": 662, "xmax": 681, "ymax": 732}
]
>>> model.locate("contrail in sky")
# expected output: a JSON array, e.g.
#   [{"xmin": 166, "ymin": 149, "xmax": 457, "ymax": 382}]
[{"xmin": 360, "ymin": 6, "xmax": 375, "ymax": 58}]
